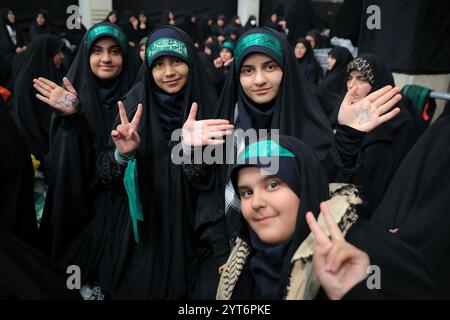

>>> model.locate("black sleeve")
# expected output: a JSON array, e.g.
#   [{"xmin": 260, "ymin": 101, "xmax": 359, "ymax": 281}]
[
  {"xmin": 322, "ymin": 124, "xmax": 366, "ymax": 181},
  {"xmin": 96, "ymin": 146, "xmax": 125, "ymax": 187},
  {"xmin": 342, "ymin": 220, "xmax": 447, "ymax": 299}
]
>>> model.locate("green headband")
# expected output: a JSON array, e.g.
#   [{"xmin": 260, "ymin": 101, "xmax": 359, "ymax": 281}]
[
  {"xmin": 86, "ymin": 25, "xmax": 127, "ymax": 53},
  {"xmin": 238, "ymin": 140, "xmax": 295, "ymax": 163},
  {"xmin": 234, "ymin": 33, "xmax": 283, "ymax": 65},
  {"xmin": 222, "ymin": 41, "xmax": 235, "ymax": 52},
  {"xmin": 146, "ymin": 37, "xmax": 188, "ymax": 65}
]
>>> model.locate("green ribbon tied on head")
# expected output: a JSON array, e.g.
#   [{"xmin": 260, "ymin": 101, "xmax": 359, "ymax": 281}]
[
  {"xmin": 146, "ymin": 37, "xmax": 189, "ymax": 65},
  {"xmin": 86, "ymin": 25, "xmax": 127, "ymax": 54},
  {"xmin": 238, "ymin": 140, "xmax": 295, "ymax": 163},
  {"xmin": 123, "ymin": 158, "xmax": 144, "ymax": 243},
  {"xmin": 234, "ymin": 33, "xmax": 283, "ymax": 67}
]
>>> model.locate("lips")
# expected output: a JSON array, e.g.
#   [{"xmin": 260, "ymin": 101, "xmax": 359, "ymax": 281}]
[
  {"xmin": 254, "ymin": 215, "xmax": 276, "ymax": 223},
  {"xmin": 164, "ymin": 78, "xmax": 181, "ymax": 85},
  {"xmin": 253, "ymin": 88, "xmax": 271, "ymax": 95},
  {"xmin": 99, "ymin": 66, "xmax": 114, "ymax": 71}
]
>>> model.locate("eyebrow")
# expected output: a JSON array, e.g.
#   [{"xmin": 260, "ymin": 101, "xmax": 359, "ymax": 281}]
[
  {"xmin": 241, "ymin": 59, "xmax": 275, "ymax": 69},
  {"xmin": 237, "ymin": 174, "xmax": 278, "ymax": 192},
  {"xmin": 92, "ymin": 44, "xmax": 120, "ymax": 50}
]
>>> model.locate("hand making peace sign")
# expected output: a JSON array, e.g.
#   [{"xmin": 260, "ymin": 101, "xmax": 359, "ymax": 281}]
[
  {"xmin": 306, "ymin": 202, "xmax": 370, "ymax": 300},
  {"xmin": 111, "ymin": 101, "xmax": 143, "ymax": 156}
]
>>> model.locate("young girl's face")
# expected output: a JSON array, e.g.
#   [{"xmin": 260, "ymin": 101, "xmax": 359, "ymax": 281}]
[
  {"xmin": 152, "ymin": 56, "xmax": 189, "ymax": 94},
  {"xmin": 237, "ymin": 166, "xmax": 300, "ymax": 245},
  {"xmin": 239, "ymin": 53, "xmax": 283, "ymax": 105},
  {"xmin": 89, "ymin": 38, "xmax": 123, "ymax": 80},
  {"xmin": 294, "ymin": 42, "xmax": 307, "ymax": 59}
]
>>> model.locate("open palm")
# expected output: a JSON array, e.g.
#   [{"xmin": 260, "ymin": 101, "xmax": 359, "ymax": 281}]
[
  {"xmin": 182, "ymin": 102, "xmax": 234, "ymax": 148},
  {"xmin": 338, "ymin": 85, "xmax": 402, "ymax": 132},
  {"xmin": 33, "ymin": 77, "xmax": 79, "ymax": 115}
]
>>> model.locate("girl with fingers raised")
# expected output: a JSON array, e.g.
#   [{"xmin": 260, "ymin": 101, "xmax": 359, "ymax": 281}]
[
  {"xmin": 101, "ymin": 26, "xmax": 230, "ymax": 299},
  {"xmin": 216, "ymin": 135, "xmax": 361, "ymax": 300},
  {"xmin": 33, "ymin": 22, "xmax": 139, "ymax": 266},
  {"xmin": 180, "ymin": 27, "xmax": 402, "ymax": 245}
]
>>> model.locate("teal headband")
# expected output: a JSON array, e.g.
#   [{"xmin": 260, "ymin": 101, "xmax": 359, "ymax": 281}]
[
  {"xmin": 237, "ymin": 140, "xmax": 295, "ymax": 163},
  {"xmin": 86, "ymin": 25, "xmax": 127, "ymax": 53},
  {"xmin": 146, "ymin": 37, "xmax": 189, "ymax": 65},
  {"xmin": 234, "ymin": 33, "xmax": 283, "ymax": 66},
  {"xmin": 222, "ymin": 41, "xmax": 235, "ymax": 52}
]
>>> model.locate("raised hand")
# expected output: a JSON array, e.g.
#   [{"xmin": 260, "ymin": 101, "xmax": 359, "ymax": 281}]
[
  {"xmin": 33, "ymin": 77, "xmax": 79, "ymax": 115},
  {"xmin": 111, "ymin": 101, "xmax": 143, "ymax": 156},
  {"xmin": 306, "ymin": 202, "xmax": 370, "ymax": 300},
  {"xmin": 338, "ymin": 85, "xmax": 402, "ymax": 132},
  {"xmin": 182, "ymin": 102, "xmax": 234, "ymax": 148},
  {"xmin": 213, "ymin": 57, "xmax": 224, "ymax": 69},
  {"xmin": 223, "ymin": 57, "xmax": 234, "ymax": 67}
]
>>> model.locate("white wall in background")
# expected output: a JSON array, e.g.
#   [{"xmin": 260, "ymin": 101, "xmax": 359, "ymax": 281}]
[
  {"xmin": 238, "ymin": 0, "xmax": 260, "ymax": 26},
  {"xmin": 79, "ymin": 0, "xmax": 112, "ymax": 28}
]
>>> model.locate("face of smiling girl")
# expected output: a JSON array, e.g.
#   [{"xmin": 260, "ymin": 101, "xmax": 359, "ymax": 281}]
[{"xmin": 237, "ymin": 166, "xmax": 300, "ymax": 245}]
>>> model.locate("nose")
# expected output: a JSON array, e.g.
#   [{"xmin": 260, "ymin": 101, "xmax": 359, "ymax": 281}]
[
  {"xmin": 253, "ymin": 69, "xmax": 266, "ymax": 86},
  {"xmin": 347, "ymin": 78, "xmax": 356, "ymax": 90},
  {"xmin": 251, "ymin": 190, "xmax": 266, "ymax": 210},
  {"xmin": 101, "ymin": 51, "xmax": 112, "ymax": 63},
  {"xmin": 164, "ymin": 65, "xmax": 176, "ymax": 78}
]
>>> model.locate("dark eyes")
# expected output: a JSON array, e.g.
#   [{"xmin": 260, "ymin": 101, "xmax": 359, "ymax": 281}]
[{"xmin": 267, "ymin": 182, "xmax": 278, "ymax": 190}]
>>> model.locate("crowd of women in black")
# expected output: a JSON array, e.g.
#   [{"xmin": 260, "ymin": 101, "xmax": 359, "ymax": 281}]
[{"xmin": 1, "ymin": 6, "xmax": 449, "ymax": 300}]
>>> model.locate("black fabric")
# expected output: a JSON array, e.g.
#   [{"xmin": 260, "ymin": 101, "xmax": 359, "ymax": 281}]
[
  {"xmin": 39, "ymin": 22, "xmax": 139, "ymax": 262},
  {"xmin": 342, "ymin": 116, "xmax": 450, "ymax": 298},
  {"xmin": 29, "ymin": 10, "xmax": 57, "ymax": 40},
  {"xmin": 228, "ymin": 136, "xmax": 329, "ymax": 299},
  {"xmin": 295, "ymin": 37, "xmax": 323, "ymax": 85},
  {"xmin": 103, "ymin": 26, "xmax": 220, "ymax": 299},
  {"xmin": 227, "ymin": 16, "xmax": 244, "ymax": 38},
  {"xmin": 0, "ymin": 230, "xmax": 81, "ymax": 300},
  {"xmin": 0, "ymin": 99, "xmax": 37, "ymax": 245},
  {"xmin": 368, "ymin": 114, "xmax": 450, "ymax": 293},
  {"xmin": 330, "ymin": 0, "xmax": 363, "ymax": 47},
  {"xmin": 0, "ymin": 8, "xmax": 26, "ymax": 88},
  {"xmin": 318, "ymin": 46, "xmax": 353, "ymax": 97},
  {"xmin": 358, "ymin": 0, "xmax": 450, "ymax": 74},
  {"xmin": 344, "ymin": 219, "xmax": 446, "ymax": 299},
  {"xmin": 329, "ymin": 53, "xmax": 416, "ymax": 219},
  {"xmin": 181, "ymin": 13, "xmax": 201, "ymax": 45},
  {"xmin": 14, "ymin": 34, "xmax": 64, "ymax": 164},
  {"xmin": 118, "ymin": 11, "xmax": 140, "ymax": 46}
]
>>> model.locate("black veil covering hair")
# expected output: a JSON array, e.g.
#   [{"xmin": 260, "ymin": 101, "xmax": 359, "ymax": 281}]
[
  {"xmin": 328, "ymin": 53, "xmax": 415, "ymax": 219},
  {"xmin": 295, "ymin": 37, "xmax": 323, "ymax": 85},
  {"xmin": 39, "ymin": 22, "xmax": 139, "ymax": 262},
  {"xmin": 0, "ymin": 8, "xmax": 26, "ymax": 86},
  {"xmin": 343, "ymin": 114, "xmax": 450, "ymax": 299},
  {"xmin": 29, "ymin": 9, "xmax": 57, "ymax": 40},
  {"xmin": 217, "ymin": 27, "xmax": 333, "ymax": 158},
  {"xmin": 228, "ymin": 135, "xmax": 329, "ymax": 299},
  {"xmin": 102, "ymin": 26, "xmax": 220, "ymax": 299},
  {"xmin": 0, "ymin": 98, "xmax": 37, "ymax": 245},
  {"xmin": 14, "ymin": 34, "xmax": 64, "ymax": 164},
  {"xmin": 318, "ymin": 46, "xmax": 353, "ymax": 97}
]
